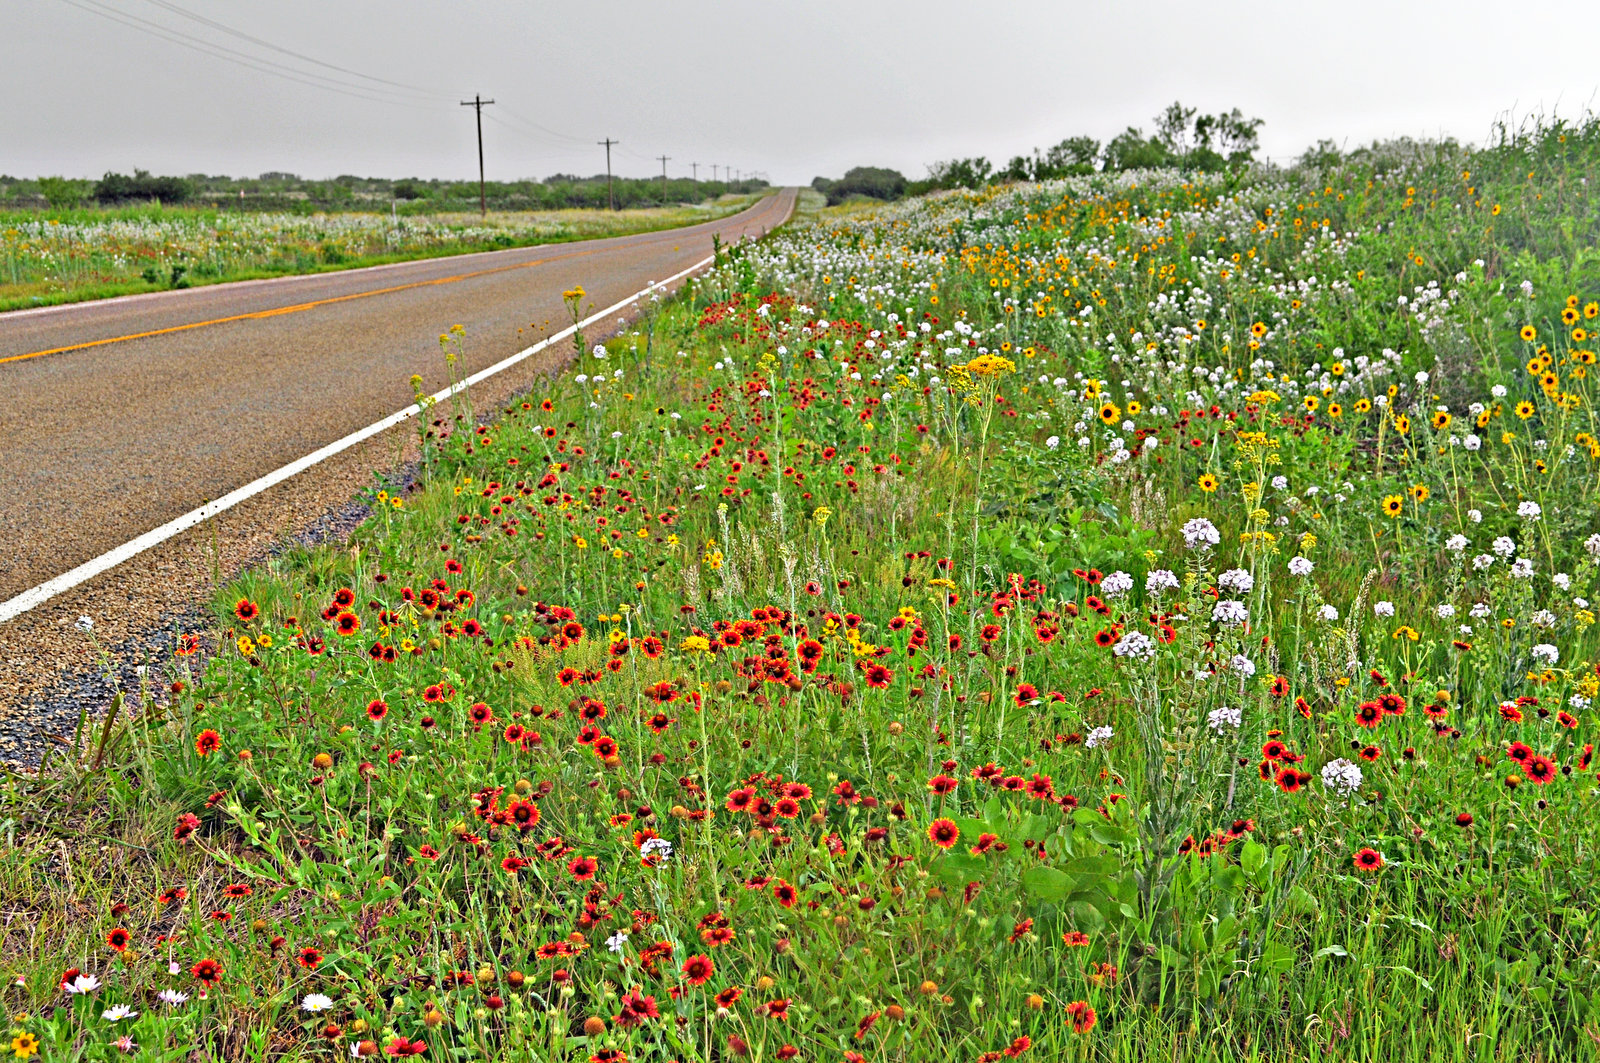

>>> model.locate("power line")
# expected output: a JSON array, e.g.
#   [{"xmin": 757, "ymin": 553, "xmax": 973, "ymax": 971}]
[
  {"xmin": 494, "ymin": 105, "xmax": 591, "ymax": 145},
  {"xmin": 57, "ymin": 0, "xmax": 432, "ymax": 107},
  {"xmin": 136, "ymin": 0, "xmax": 455, "ymax": 101}
]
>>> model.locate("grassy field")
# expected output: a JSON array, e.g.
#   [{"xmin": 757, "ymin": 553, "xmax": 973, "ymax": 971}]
[
  {"xmin": 5, "ymin": 118, "xmax": 1600, "ymax": 1062},
  {"xmin": 0, "ymin": 196, "xmax": 759, "ymax": 313}
]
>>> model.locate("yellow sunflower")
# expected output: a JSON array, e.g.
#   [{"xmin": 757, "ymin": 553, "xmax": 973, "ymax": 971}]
[{"xmin": 1381, "ymin": 495, "xmax": 1405, "ymax": 518}]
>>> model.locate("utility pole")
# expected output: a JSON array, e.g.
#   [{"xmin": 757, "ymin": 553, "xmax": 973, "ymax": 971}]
[
  {"xmin": 459, "ymin": 94, "xmax": 495, "ymax": 216},
  {"xmin": 657, "ymin": 155, "xmax": 670, "ymax": 202},
  {"xmin": 690, "ymin": 161, "xmax": 698, "ymax": 182},
  {"xmin": 598, "ymin": 137, "xmax": 618, "ymax": 210},
  {"xmin": 711, "ymin": 164, "xmax": 718, "ymax": 183}
]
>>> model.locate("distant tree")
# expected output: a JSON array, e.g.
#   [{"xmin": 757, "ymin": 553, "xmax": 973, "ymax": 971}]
[
  {"xmin": 1214, "ymin": 108, "xmax": 1265, "ymax": 166},
  {"xmin": 38, "ymin": 176, "xmax": 90, "ymax": 209},
  {"xmin": 926, "ymin": 157, "xmax": 993, "ymax": 190},
  {"xmin": 94, "ymin": 169, "xmax": 193, "ymax": 204},
  {"xmin": 1103, "ymin": 127, "xmax": 1171, "ymax": 171},
  {"xmin": 1299, "ymin": 138, "xmax": 1343, "ymax": 170},
  {"xmin": 1154, "ymin": 101, "xmax": 1199, "ymax": 156},
  {"xmin": 1042, "ymin": 136, "xmax": 1101, "ymax": 176},
  {"xmin": 1108, "ymin": 103, "xmax": 1263, "ymax": 172},
  {"xmin": 391, "ymin": 179, "xmax": 425, "ymax": 200}
]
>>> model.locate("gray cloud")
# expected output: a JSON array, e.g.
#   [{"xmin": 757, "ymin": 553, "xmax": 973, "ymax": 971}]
[{"xmin": 5, "ymin": 0, "xmax": 1596, "ymax": 185}]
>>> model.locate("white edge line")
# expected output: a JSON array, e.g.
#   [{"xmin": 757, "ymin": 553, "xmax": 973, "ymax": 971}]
[{"xmin": 0, "ymin": 254, "xmax": 716, "ymax": 627}]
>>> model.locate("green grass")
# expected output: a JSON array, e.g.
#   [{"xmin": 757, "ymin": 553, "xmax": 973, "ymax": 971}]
[
  {"xmin": 5, "ymin": 119, "xmax": 1600, "ymax": 1062},
  {"xmin": 0, "ymin": 196, "xmax": 763, "ymax": 314}
]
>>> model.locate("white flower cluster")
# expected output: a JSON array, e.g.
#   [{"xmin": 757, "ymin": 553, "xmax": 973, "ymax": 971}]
[
  {"xmin": 640, "ymin": 836, "xmax": 674, "ymax": 861},
  {"xmin": 1320, "ymin": 758, "xmax": 1364, "ymax": 797},
  {"xmin": 1100, "ymin": 570, "xmax": 1134, "ymax": 597},
  {"xmin": 1530, "ymin": 643, "xmax": 1559, "ymax": 664},
  {"xmin": 1085, "ymin": 725, "xmax": 1115, "ymax": 749},
  {"xmin": 1207, "ymin": 705, "xmax": 1242, "ymax": 731},
  {"xmin": 1112, "ymin": 630, "xmax": 1156, "ymax": 659},
  {"xmin": 1145, "ymin": 569, "xmax": 1179, "ymax": 595},
  {"xmin": 1182, "ymin": 517, "xmax": 1220, "ymax": 550},
  {"xmin": 1212, "ymin": 599, "xmax": 1249, "ymax": 626},
  {"xmin": 1218, "ymin": 568, "xmax": 1254, "ymax": 593},
  {"xmin": 1288, "ymin": 556, "xmax": 1314, "ymax": 576}
]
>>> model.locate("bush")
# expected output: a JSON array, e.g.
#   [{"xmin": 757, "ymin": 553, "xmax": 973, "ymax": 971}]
[{"xmin": 94, "ymin": 169, "xmax": 194, "ymax": 204}]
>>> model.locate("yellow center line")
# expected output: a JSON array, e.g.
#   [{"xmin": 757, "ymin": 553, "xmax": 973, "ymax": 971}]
[
  {"xmin": 2, "ymin": 195, "xmax": 784, "ymax": 368},
  {"xmin": 0, "ymin": 243, "xmax": 616, "ymax": 366}
]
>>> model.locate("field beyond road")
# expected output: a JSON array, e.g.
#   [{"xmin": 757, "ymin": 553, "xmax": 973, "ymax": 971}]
[{"xmin": 0, "ymin": 196, "xmax": 762, "ymax": 313}]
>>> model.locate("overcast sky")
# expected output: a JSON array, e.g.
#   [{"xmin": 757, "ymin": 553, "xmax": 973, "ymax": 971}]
[{"xmin": 6, "ymin": 0, "xmax": 1597, "ymax": 186}]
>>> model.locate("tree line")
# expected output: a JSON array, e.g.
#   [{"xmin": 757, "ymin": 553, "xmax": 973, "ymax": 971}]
[
  {"xmin": 811, "ymin": 100, "xmax": 1266, "ymax": 205},
  {"xmin": 5, "ymin": 170, "xmax": 768, "ymax": 213}
]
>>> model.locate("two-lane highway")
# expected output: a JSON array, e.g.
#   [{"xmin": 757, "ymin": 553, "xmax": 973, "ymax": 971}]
[
  {"xmin": 0, "ymin": 189, "xmax": 795, "ymax": 605},
  {"xmin": 0, "ymin": 189, "xmax": 793, "ymax": 761}
]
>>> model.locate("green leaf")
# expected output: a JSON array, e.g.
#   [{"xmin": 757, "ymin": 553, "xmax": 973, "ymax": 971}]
[
  {"xmin": 1239, "ymin": 840, "xmax": 1266, "ymax": 875},
  {"xmin": 1314, "ymin": 944, "xmax": 1350, "ymax": 959},
  {"xmin": 1020, "ymin": 865, "xmax": 1073, "ymax": 902}
]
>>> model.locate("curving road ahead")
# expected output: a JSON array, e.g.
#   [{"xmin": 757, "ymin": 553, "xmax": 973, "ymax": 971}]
[{"xmin": 0, "ymin": 190, "xmax": 795, "ymax": 606}]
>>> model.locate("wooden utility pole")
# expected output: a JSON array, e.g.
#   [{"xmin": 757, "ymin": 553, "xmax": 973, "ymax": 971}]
[
  {"xmin": 598, "ymin": 137, "xmax": 618, "ymax": 210},
  {"xmin": 657, "ymin": 155, "xmax": 670, "ymax": 202},
  {"xmin": 690, "ymin": 161, "xmax": 698, "ymax": 182},
  {"xmin": 459, "ymin": 94, "xmax": 495, "ymax": 216}
]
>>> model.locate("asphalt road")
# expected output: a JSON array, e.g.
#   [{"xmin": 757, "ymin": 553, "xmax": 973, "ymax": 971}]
[{"xmin": 0, "ymin": 189, "xmax": 795, "ymax": 605}]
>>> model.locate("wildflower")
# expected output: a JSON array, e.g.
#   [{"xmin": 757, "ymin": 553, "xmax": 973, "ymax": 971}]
[
  {"xmin": 67, "ymin": 974, "xmax": 102, "ymax": 995},
  {"xmin": 383, "ymin": 1036, "xmax": 428, "ymax": 1056},
  {"xmin": 1212, "ymin": 600, "xmax": 1249, "ymax": 626},
  {"xmin": 1100, "ymin": 570, "xmax": 1134, "ymax": 596},
  {"xmin": 928, "ymin": 819, "xmax": 959, "ymax": 848},
  {"xmin": 681, "ymin": 954, "xmax": 715, "ymax": 986},
  {"xmin": 1218, "ymin": 568, "xmax": 1254, "ymax": 593},
  {"xmin": 1084, "ymin": 726, "xmax": 1114, "ymax": 749},
  {"xmin": 101, "ymin": 1004, "xmax": 139, "ymax": 1022},
  {"xmin": 1145, "ymin": 569, "xmax": 1179, "ymax": 595},
  {"xmin": 1111, "ymin": 631, "xmax": 1155, "ymax": 659},
  {"xmin": 1064, "ymin": 1000, "xmax": 1097, "ymax": 1034},
  {"xmin": 303, "ymin": 994, "xmax": 336, "ymax": 1013},
  {"xmin": 1287, "ymin": 556, "xmax": 1313, "ymax": 576},
  {"xmin": 1353, "ymin": 848, "xmax": 1385, "ymax": 873},
  {"xmin": 1207, "ymin": 706, "xmax": 1242, "ymax": 732},
  {"xmin": 1320, "ymin": 759, "xmax": 1363, "ymax": 797},
  {"xmin": 156, "ymin": 989, "xmax": 189, "ymax": 1006},
  {"xmin": 1181, "ymin": 518, "xmax": 1220, "ymax": 550},
  {"xmin": 1373, "ymin": 601, "xmax": 1394, "ymax": 617},
  {"xmin": 11, "ymin": 1032, "xmax": 41, "ymax": 1059}
]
